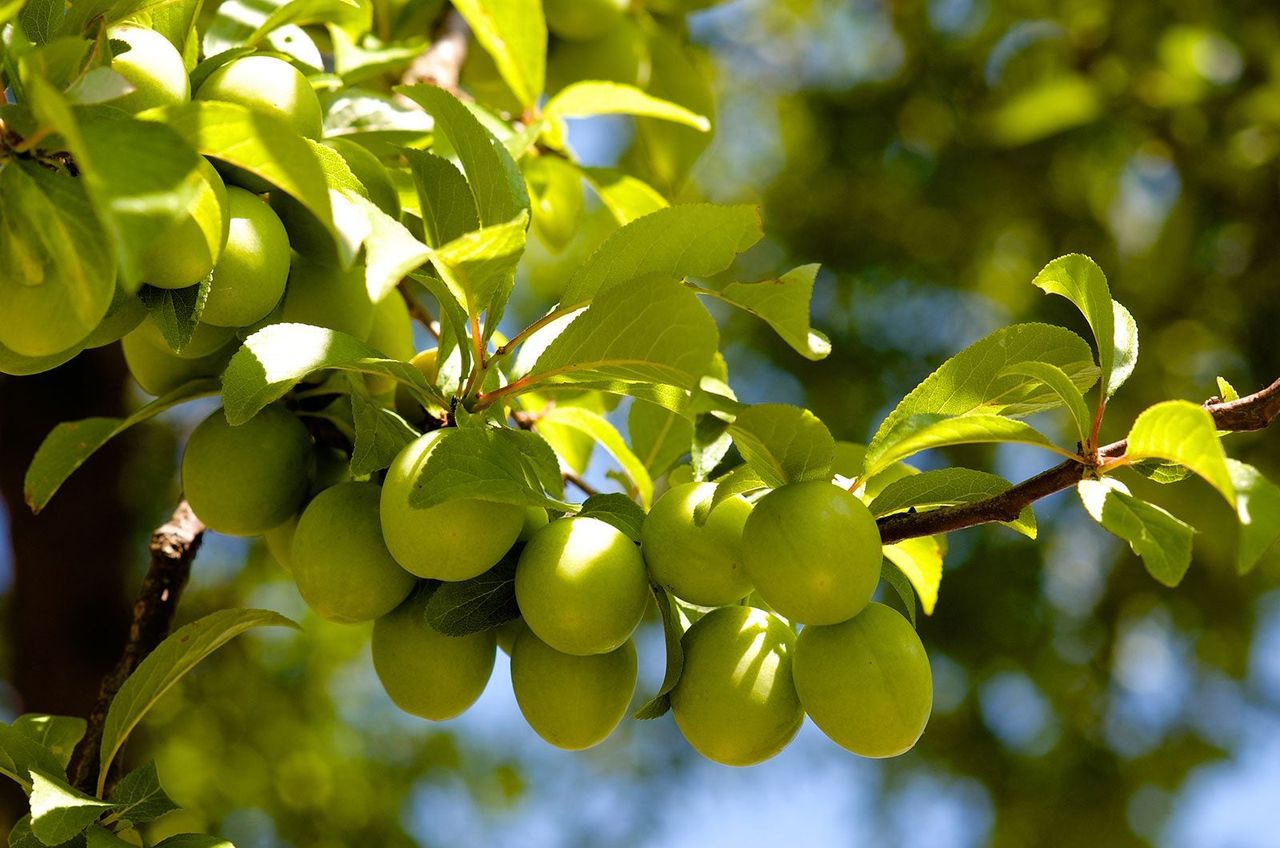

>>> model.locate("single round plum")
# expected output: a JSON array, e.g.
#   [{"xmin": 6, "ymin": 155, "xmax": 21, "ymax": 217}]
[
  {"xmin": 181, "ymin": 405, "xmax": 313, "ymax": 536},
  {"xmin": 134, "ymin": 315, "xmax": 236, "ymax": 359},
  {"xmin": 793, "ymin": 602, "xmax": 933, "ymax": 758},
  {"xmin": 201, "ymin": 187, "xmax": 290, "ymax": 327},
  {"xmin": 514, "ymin": 516, "xmax": 649, "ymax": 656},
  {"xmin": 670, "ymin": 606, "xmax": 803, "ymax": 766},
  {"xmin": 0, "ymin": 339, "xmax": 82, "ymax": 376},
  {"xmin": 279, "ymin": 253, "xmax": 375, "ymax": 340},
  {"xmin": 641, "ymin": 482, "xmax": 753, "ymax": 606},
  {"xmin": 379, "ymin": 431, "xmax": 526, "ymax": 580},
  {"xmin": 511, "ymin": 629, "xmax": 637, "ymax": 750},
  {"xmin": 194, "ymin": 55, "xmax": 324, "ymax": 139},
  {"xmin": 363, "ymin": 292, "xmax": 415, "ymax": 396},
  {"xmin": 81, "ymin": 285, "xmax": 146, "ymax": 349},
  {"xmin": 525, "ymin": 155, "xmax": 583, "ymax": 252},
  {"xmin": 107, "ymin": 25, "xmax": 189, "ymax": 113},
  {"xmin": 120, "ymin": 326, "xmax": 235, "ymax": 395},
  {"xmin": 741, "ymin": 480, "xmax": 881, "ymax": 625},
  {"xmin": 372, "ymin": 588, "xmax": 496, "ymax": 721},
  {"xmin": 138, "ymin": 157, "xmax": 229, "ymax": 289}
]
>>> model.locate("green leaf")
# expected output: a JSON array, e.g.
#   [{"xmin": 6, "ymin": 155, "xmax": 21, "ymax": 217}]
[
  {"xmin": 865, "ymin": 323, "xmax": 1098, "ymax": 474},
  {"xmin": 538, "ymin": 407, "xmax": 653, "ymax": 508},
  {"xmin": 1031, "ymin": 254, "xmax": 1121, "ymax": 397},
  {"xmin": 868, "ymin": 467, "xmax": 1037, "ymax": 538},
  {"xmin": 694, "ymin": 463, "xmax": 766, "ymax": 526},
  {"xmin": 879, "ymin": 561, "xmax": 918, "ymax": 627},
  {"xmin": 408, "ymin": 426, "xmax": 571, "ymax": 511},
  {"xmin": 29, "ymin": 770, "xmax": 114, "ymax": 845},
  {"xmin": 1217, "ymin": 376, "xmax": 1240, "ymax": 402},
  {"xmin": 691, "ymin": 412, "xmax": 733, "ymax": 482},
  {"xmin": 0, "ymin": 724, "xmax": 65, "ymax": 792},
  {"xmin": 1124, "ymin": 400, "xmax": 1235, "ymax": 505},
  {"xmin": 576, "ymin": 493, "xmax": 646, "ymax": 542},
  {"xmin": 428, "ymin": 212, "xmax": 529, "ymax": 318},
  {"xmin": 703, "ymin": 265, "xmax": 831, "ymax": 361},
  {"xmin": 245, "ymin": 0, "xmax": 367, "ymax": 45},
  {"xmin": 84, "ymin": 826, "xmax": 136, "ymax": 848},
  {"xmin": 577, "ymin": 166, "xmax": 668, "ymax": 226},
  {"xmin": 882, "ymin": 537, "xmax": 944, "ymax": 615},
  {"xmin": 143, "ymin": 101, "xmax": 333, "ymax": 239},
  {"xmin": 408, "ymin": 273, "xmax": 472, "ymax": 386},
  {"xmin": 1078, "ymin": 478, "xmax": 1194, "ymax": 587},
  {"xmin": 99, "ymin": 609, "xmax": 298, "ymax": 794},
  {"xmin": 11, "ymin": 716, "xmax": 85, "ymax": 770},
  {"xmin": 24, "ymin": 379, "xmax": 220, "ymax": 513},
  {"xmin": 220, "ymin": 324, "xmax": 445, "ymax": 425},
  {"xmin": 560, "ymin": 204, "xmax": 761, "ymax": 307},
  {"xmin": 1227, "ymin": 459, "xmax": 1280, "ymax": 574},
  {"xmin": 864, "ymin": 414, "xmax": 1070, "ymax": 479},
  {"xmin": 628, "ymin": 399, "xmax": 692, "ymax": 478},
  {"xmin": 402, "ymin": 149, "xmax": 479, "ymax": 248},
  {"xmin": 7, "ymin": 815, "xmax": 84, "ymax": 848},
  {"xmin": 106, "ymin": 762, "xmax": 178, "ymax": 827},
  {"xmin": 137, "ymin": 280, "xmax": 211, "ymax": 354},
  {"xmin": 1111, "ymin": 301, "xmax": 1139, "ymax": 400},
  {"xmin": 425, "ymin": 558, "xmax": 520, "ymax": 637},
  {"xmin": 19, "ymin": 0, "xmax": 61, "ymax": 44},
  {"xmin": 395, "ymin": 85, "xmax": 529, "ymax": 227},
  {"xmin": 999, "ymin": 361, "xmax": 1092, "ymax": 446},
  {"xmin": 633, "ymin": 585, "xmax": 686, "ymax": 720},
  {"xmin": 349, "ymin": 389, "xmax": 420, "ymax": 477},
  {"xmin": 520, "ymin": 279, "xmax": 718, "ymax": 398},
  {"xmin": 152, "ymin": 837, "xmax": 235, "ymax": 848},
  {"xmin": 728, "ymin": 404, "xmax": 834, "ymax": 488},
  {"xmin": 545, "ymin": 82, "xmax": 711, "ymax": 131},
  {"xmin": 451, "ymin": 0, "xmax": 545, "ymax": 109}
]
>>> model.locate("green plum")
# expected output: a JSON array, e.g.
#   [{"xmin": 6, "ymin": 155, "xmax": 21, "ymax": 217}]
[
  {"xmin": 291, "ymin": 482, "xmax": 415, "ymax": 623},
  {"xmin": 543, "ymin": 0, "xmax": 627, "ymax": 40},
  {"xmin": 321, "ymin": 138, "xmax": 400, "ymax": 219},
  {"xmin": 138, "ymin": 157, "xmax": 230, "ymax": 289},
  {"xmin": 514, "ymin": 516, "xmax": 649, "ymax": 656},
  {"xmin": 107, "ymin": 25, "xmax": 189, "ymax": 113},
  {"xmin": 181, "ymin": 405, "xmax": 313, "ymax": 536},
  {"xmin": 120, "ymin": 327, "xmax": 234, "ymax": 395},
  {"xmin": 363, "ymin": 292, "xmax": 415, "ymax": 396},
  {"xmin": 394, "ymin": 347, "xmax": 439, "ymax": 425},
  {"xmin": 280, "ymin": 254, "xmax": 375, "ymax": 340},
  {"xmin": 525, "ymin": 155, "xmax": 584, "ymax": 252},
  {"xmin": 81, "ymin": 285, "xmax": 145, "ymax": 348},
  {"xmin": 670, "ymin": 606, "xmax": 803, "ymax": 766},
  {"xmin": 519, "ymin": 507, "xmax": 550, "ymax": 541},
  {"xmin": 511, "ymin": 629, "xmax": 637, "ymax": 750},
  {"xmin": 741, "ymin": 480, "xmax": 881, "ymax": 625},
  {"xmin": 793, "ymin": 602, "xmax": 933, "ymax": 758},
  {"xmin": 194, "ymin": 55, "xmax": 324, "ymax": 139},
  {"xmin": 496, "ymin": 618, "xmax": 527, "ymax": 656},
  {"xmin": 379, "ymin": 431, "xmax": 526, "ymax": 580},
  {"xmin": 546, "ymin": 18, "xmax": 646, "ymax": 93},
  {"xmin": 0, "ymin": 339, "xmax": 81, "ymax": 376},
  {"xmin": 459, "ymin": 43, "xmax": 524, "ymax": 116},
  {"xmin": 264, "ymin": 446, "xmax": 351, "ymax": 572},
  {"xmin": 201, "ymin": 187, "xmax": 290, "ymax": 327},
  {"xmin": 372, "ymin": 588, "xmax": 497, "ymax": 721},
  {"xmin": 264, "ymin": 517, "xmax": 296, "ymax": 573},
  {"xmin": 641, "ymin": 482, "xmax": 753, "ymax": 606},
  {"xmin": 134, "ymin": 316, "xmax": 236, "ymax": 359}
]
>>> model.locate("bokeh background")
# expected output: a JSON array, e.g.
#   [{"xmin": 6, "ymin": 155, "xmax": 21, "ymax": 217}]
[{"xmin": 3, "ymin": 0, "xmax": 1280, "ymax": 845}]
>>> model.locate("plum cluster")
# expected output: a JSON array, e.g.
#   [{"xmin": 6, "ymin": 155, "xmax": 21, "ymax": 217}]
[{"xmin": 182, "ymin": 402, "xmax": 933, "ymax": 765}]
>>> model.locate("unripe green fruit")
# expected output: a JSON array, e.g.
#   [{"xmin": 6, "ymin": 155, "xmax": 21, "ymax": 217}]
[
  {"xmin": 525, "ymin": 155, "xmax": 584, "ymax": 252},
  {"xmin": 363, "ymin": 292, "xmax": 415, "ymax": 396},
  {"xmin": 459, "ymin": 44, "xmax": 523, "ymax": 115},
  {"xmin": 263, "ymin": 517, "xmax": 296, "ymax": 572},
  {"xmin": 372, "ymin": 588, "xmax": 497, "ymax": 720},
  {"xmin": 107, "ymin": 26, "xmax": 190, "ymax": 113},
  {"xmin": 511, "ymin": 629, "xmax": 637, "ymax": 750},
  {"xmin": 515, "ymin": 517, "xmax": 648, "ymax": 656},
  {"xmin": 793, "ymin": 602, "xmax": 933, "ymax": 758},
  {"xmin": 547, "ymin": 18, "xmax": 646, "ymax": 93},
  {"xmin": 519, "ymin": 506, "xmax": 550, "ymax": 541},
  {"xmin": 291, "ymin": 482, "xmax": 415, "ymax": 623},
  {"xmin": 280, "ymin": 254, "xmax": 375, "ymax": 340},
  {"xmin": 201, "ymin": 187, "xmax": 290, "ymax": 327},
  {"xmin": 670, "ymin": 606, "xmax": 803, "ymax": 766},
  {"xmin": 181, "ymin": 405, "xmax": 313, "ymax": 536},
  {"xmin": 0, "ymin": 339, "xmax": 81, "ymax": 376},
  {"xmin": 194, "ymin": 55, "xmax": 324, "ymax": 139},
  {"xmin": 394, "ymin": 348, "xmax": 439, "ymax": 425},
  {"xmin": 496, "ymin": 618, "xmax": 526, "ymax": 656},
  {"xmin": 81, "ymin": 285, "xmax": 145, "ymax": 349},
  {"xmin": 544, "ymin": 0, "xmax": 627, "ymax": 41},
  {"xmin": 139, "ymin": 157, "xmax": 229, "ymax": 289},
  {"xmin": 741, "ymin": 480, "xmax": 881, "ymax": 625},
  {"xmin": 120, "ymin": 327, "xmax": 234, "ymax": 395},
  {"xmin": 321, "ymin": 138, "xmax": 400, "ymax": 219},
  {"xmin": 641, "ymin": 482, "xmax": 753, "ymax": 606},
  {"xmin": 380, "ymin": 431, "xmax": 526, "ymax": 580},
  {"xmin": 134, "ymin": 316, "xmax": 236, "ymax": 359},
  {"xmin": 264, "ymin": 446, "xmax": 351, "ymax": 572}
]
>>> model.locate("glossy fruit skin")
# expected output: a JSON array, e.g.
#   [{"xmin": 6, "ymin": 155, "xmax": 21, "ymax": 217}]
[
  {"xmin": 514, "ymin": 517, "xmax": 649, "ymax": 656},
  {"xmin": 280, "ymin": 254, "xmax": 375, "ymax": 340},
  {"xmin": 264, "ymin": 447, "xmax": 351, "ymax": 573},
  {"xmin": 372, "ymin": 588, "xmax": 497, "ymax": 721},
  {"xmin": 194, "ymin": 55, "xmax": 324, "ymax": 139},
  {"xmin": 321, "ymin": 138, "xmax": 400, "ymax": 218},
  {"xmin": 670, "ymin": 606, "xmax": 803, "ymax": 766},
  {"xmin": 394, "ymin": 348, "xmax": 439, "ymax": 425},
  {"xmin": 120, "ymin": 327, "xmax": 234, "ymax": 395},
  {"xmin": 495, "ymin": 618, "xmax": 526, "ymax": 656},
  {"xmin": 263, "ymin": 517, "xmax": 296, "ymax": 573},
  {"xmin": 741, "ymin": 480, "xmax": 882, "ymax": 625},
  {"xmin": 793, "ymin": 603, "xmax": 933, "ymax": 758},
  {"xmin": 181, "ymin": 405, "xmax": 313, "ymax": 536},
  {"xmin": 107, "ymin": 25, "xmax": 190, "ymax": 113},
  {"xmin": 380, "ymin": 431, "xmax": 526, "ymax": 580},
  {"xmin": 139, "ymin": 157, "xmax": 230, "ymax": 289},
  {"xmin": 544, "ymin": 0, "xmax": 627, "ymax": 41},
  {"xmin": 291, "ymin": 482, "xmax": 415, "ymax": 623},
  {"xmin": 81, "ymin": 285, "xmax": 146, "ymax": 349},
  {"xmin": 0, "ymin": 340, "xmax": 82, "ymax": 376},
  {"xmin": 134, "ymin": 316, "xmax": 236, "ymax": 359},
  {"xmin": 518, "ymin": 507, "xmax": 549, "ymax": 541},
  {"xmin": 363, "ymin": 292, "xmax": 415, "ymax": 396},
  {"xmin": 525, "ymin": 155, "xmax": 584, "ymax": 252},
  {"xmin": 201, "ymin": 187, "xmax": 291, "ymax": 327},
  {"xmin": 641, "ymin": 482, "xmax": 753, "ymax": 606},
  {"xmin": 511, "ymin": 629, "xmax": 637, "ymax": 750}
]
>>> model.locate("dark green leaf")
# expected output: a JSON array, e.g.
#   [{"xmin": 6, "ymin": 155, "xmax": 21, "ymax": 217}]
[
  {"xmin": 137, "ymin": 280, "xmax": 211, "ymax": 354},
  {"xmin": 705, "ymin": 265, "xmax": 831, "ymax": 361},
  {"xmin": 29, "ymin": 770, "xmax": 113, "ymax": 845},
  {"xmin": 107, "ymin": 762, "xmax": 178, "ymax": 827},
  {"xmin": 425, "ymin": 555, "xmax": 520, "ymax": 636},
  {"xmin": 408, "ymin": 426, "xmax": 571, "ymax": 511},
  {"xmin": 633, "ymin": 586, "xmax": 686, "ymax": 720},
  {"xmin": 349, "ymin": 389, "xmax": 420, "ymax": 477},
  {"xmin": 576, "ymin": 493, "xmax": 646, "ymax": 542},
  {"xmin": 1078, "ymin": 478, "xmax": 1194, "ymax": 587},
  {"xmin": 728, "ymin": 403, "xmax": 834, "ymax": 488},
  {"xmin": 402, "ymin": 149, "xmax": 479, "ymax": 248},
  {"xmin": 10, "ymin": 716, "xmax": 85, "ymax": 770},
  {"xmin": 0, "ymin": 724, "xmax": 66, "ymax": 792},
  {"xmin": 7, "ymin": 815, "xmax": 85, "ymax": 848},
  {"xmin": 879, "ymin": 560, "xmax": 918, "ymax": 627}
]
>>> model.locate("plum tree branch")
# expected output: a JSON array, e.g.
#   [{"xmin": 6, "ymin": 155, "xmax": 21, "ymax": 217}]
[
  {"xmin": 69, "ymin": 501, "xmax": 205, "ymax": 794},
  {"xmin": 877, "ymin": 376, "xmax": 1280, "ymax": 545},
  {"xmin": 401, "ymin": 7, "xmax": 469, "ymax": 93}
]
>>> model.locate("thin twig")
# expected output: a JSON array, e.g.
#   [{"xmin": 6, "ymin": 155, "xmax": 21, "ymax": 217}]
[
  {"xmin": 69, "ymin": 502, "xmax": 205, "ymax": 794},
  {"xmin": 401, "ymin": 8, "xmax": 469, "ymax": 94},
  {"xmin": 878, "ymin": 376, "xmax": 1280, "ymax": 544},
  {"xmin": 398, "ymin": 281, "xmax": 440, "ymax": 340},
  {"xmin": 564, "ymin": 471, "xmax": 599, "ymax": 498}
]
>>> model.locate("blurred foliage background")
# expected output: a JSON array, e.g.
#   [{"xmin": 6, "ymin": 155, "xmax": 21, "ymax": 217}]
[{"xmin": 4, "ymin": 0, "xmax": 1280, "ymax": 845}]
